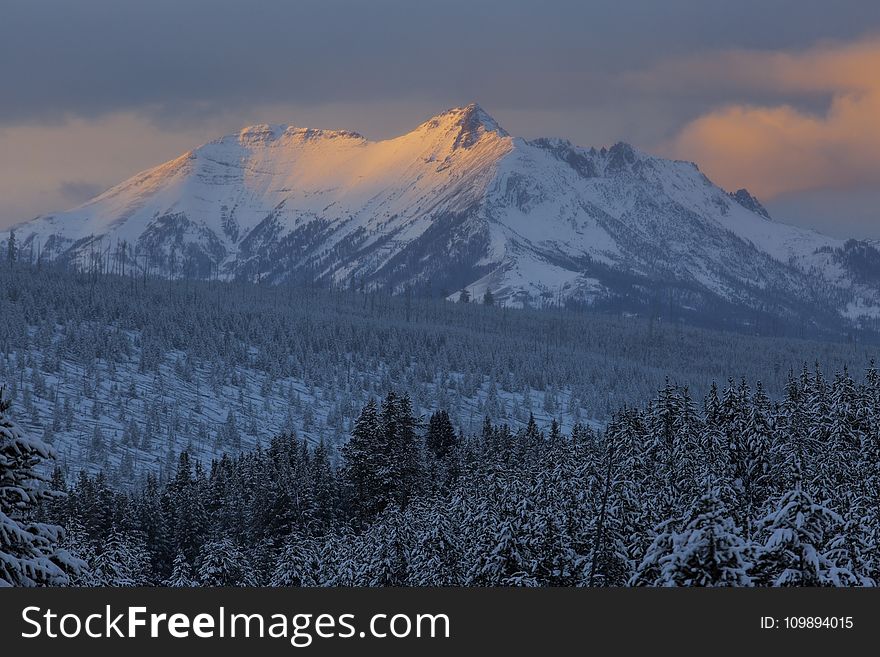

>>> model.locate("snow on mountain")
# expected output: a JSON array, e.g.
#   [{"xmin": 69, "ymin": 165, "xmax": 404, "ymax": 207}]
[{"xmin": 5, "ymin": 103, "xmax": 880, "ymax": 331}]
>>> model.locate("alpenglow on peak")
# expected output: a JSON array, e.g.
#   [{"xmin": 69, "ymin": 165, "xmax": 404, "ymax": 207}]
[
  {"xmin": 4, "ymin": 103, "xmax": 880, "ymax": 333},
  {"xmin": 417, "ymin": 102, "xmax": 509, "ymax": 146}
]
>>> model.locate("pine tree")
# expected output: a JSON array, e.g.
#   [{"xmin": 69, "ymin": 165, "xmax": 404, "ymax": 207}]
[
  {"xmin": 137, "ymin": 473, "xmax": 171, "ymax": 579},
  {"xmin": 739, "ymin": 382, "xmax": 773, "ymax": 530},
  {"xmin": 823, "ymin": 369, "xmax": 862, "ymax": 502},
  {"xmin": 309, "ymin": 441, "xmax": 337, "ymax": 531},
  {"xmin": 650, "ymin": 490, "xmax": 753, "ymax": 587},
  {"xmin": 58, "ymin": 519, "xmax": 94, "ymax": 585},
  {"xmin": 772, "ymin": 372, "xmax": 812, "ymax": 491},
  {"xmin": 219, "ymin": 410, "xmax": 240, "ymax": 452},
  {"xmin": 528, "ymin": 474, "xmax": 580, "ymax": 585},
  {"xmin": 753, "ymin": 483, "xmax": 844, "ymax": 586},
  {"xmin": 341, "ymin": 398, "xmax": 383, "ymax": 524},
  {"xmin": 477, "ymin": 514, "xmax": 535, "ymax": 586},
  {"xmin": 549, "ymin": 418, "xmax": 563, "ymax": 445},
  {"xmin": 314, "ymin": 531, "xmax": 356, "ymax": 586},
  {"xmin": 165, "ymin": 551, "xmax": 196, "ymax": 587},
  {"xmin": 167, "ymin": 452, "xmax": 207, "ymax": 564},
  {"xmin": 90, "ymin": 530, "xmax": 151, "ymax": 586},
  {"xmin": 408, "ymin": 501, "xmax": 461, "ymax": 585},
  {"xmin": 6, "ymin": 231, "xmax": 16, "ymax": 263},
  {"xmin": 586, "ymin": 435, "xmax": 632, "ymax": 586},
  {"xmin": 824, "ymin": 507, "xmax": 876, "ymax": 586},
  {"xmin": 1, "ymin": 390, "xmax": 75, "ymax": 586},
  {"xmin": 426, "ymin": 410, "xmax": 457, "ymax": 460},
  {"xmin": 630, "ymin": 518, "xmax": 677, "ymax": 587},
  {"xmin": 392, "ymin": 394, "xmax": 423, "ymax": 508},
  {"xmin": 270, "ymin": 533, "xmax": 320, "ymax": 586},
  {"xmin": 197, "ymin": 538, "xmax": 257, "ymax": 586},
  {"xmin": 357, "ymin": 505, "xmax": 410, "ymax": 586}
]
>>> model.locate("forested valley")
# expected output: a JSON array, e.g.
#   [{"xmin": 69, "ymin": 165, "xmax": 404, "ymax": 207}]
[
  {"xmin": 0, "ymin": 261, "xmax": 874, "ymax": 483},
  {"xmin": 2, "ymin": 261, "xmax": 880, "ymax": 587},
  {"xmin": 5, "ymin": 364, "xmax": 879, "ymax": 587}
]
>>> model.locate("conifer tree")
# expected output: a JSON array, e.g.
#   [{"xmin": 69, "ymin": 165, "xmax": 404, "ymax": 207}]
[
  {"xmin": 358, "ymin": 505, "xmax": 410, "ymax": 586},
  {"xmin": 392, "ymin": 394, "xmax": 422, "ymax": 508},
  {"xmin": 1, "ymin": 390, "xmax": 75, "ymax": 586},
  {"xmin": 824, "ymin": 507, "xmax": 876, "ymax": 587},
  {"xmin": 477, "ymin": 513, "xmax": 535, "ymax": 586},
  {"xmin": 167, "ymin": 452, "xmax": 207, "ymax": 564},
  {"xmin": 585, "ymin": 430, "xmax": 633, "ymax": 586},
  {"xmin": 90, "ymin": 530, "xmax": 151, "ymax": 586},
  {"xmin": 426, "ymin": 410, "xmax": 457, "ymax": 460},
  {"xmin": 341, "ymin": 398, "xmax": 383, "ymax": 524},
  {"xmin": 649, "ymin": 490, "xmax": 753, "ymax": 587},
  {"xmin": 753, "ymin": 483, "xmax": 844, "ymax": 586},
  {"xmin": 270, "ymin": 533, "xmax": 320, "ymax": 586},
  {"xmin": 197, "ymin": 538, "xmax": 257, "ymax": 586},
  {"xmin": 6, "ymin": 231, "xmax": 16, "ymax": 263},
  {"xmin": 309, "ymin": 441, "xmax": 337, "ymax": 531},
  {"xmin": 165, "ymin": 551, "xmax": 196, "ymax": 587},
  {"xmin": 629, "ymin": 519, "xmax": 677, "ymax": 587},
  {"xmin": 408, "ymin": 500, "xmax": 461, "ymax": 585}
]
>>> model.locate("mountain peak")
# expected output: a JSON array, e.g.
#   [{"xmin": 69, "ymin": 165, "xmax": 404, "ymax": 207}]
[
  {"xmin": 231, "ymin": 123, "xmax": 366, "ymax": 146},
  {"xmin": 237, "ymin": 124, "xmax": 287, "ymax": 143},
  {"xmin": 5, "ymin": 100, "xmax": 873, "ymax": 331},
  {"xmin": 418, "ymin": 103, "xmax": 509, "ymax": 149},
  {"xmin": 729, "ymin": 188, "xmax": 771, "ymax": 220},
  {"xmin": 452, "ymin": 102, "xmax": 507, "ymax": 134}
]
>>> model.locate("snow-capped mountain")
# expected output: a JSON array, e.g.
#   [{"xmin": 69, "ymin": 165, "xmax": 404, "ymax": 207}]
[{"xmin": 6, "ymin": 103, "xmax": 880, "ymax": 332}]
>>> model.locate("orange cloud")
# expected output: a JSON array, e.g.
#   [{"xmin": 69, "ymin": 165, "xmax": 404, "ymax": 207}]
[{"xmin": 659, "ymin": 37, "xmax": 880, "ymax": 199}]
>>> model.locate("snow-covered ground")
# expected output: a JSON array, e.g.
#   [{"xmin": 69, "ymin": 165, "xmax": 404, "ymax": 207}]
[{"xmin": 4, "ymin": 326, "xmax": 595, "ymax": 482}]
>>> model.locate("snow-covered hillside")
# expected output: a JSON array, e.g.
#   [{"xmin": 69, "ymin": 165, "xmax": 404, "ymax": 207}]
[
  {"xmin": 5, "ymin": 103, "xmax": 880, "ymax": 331},
  {"xmin": 2, "ymin": 267, "xmax": 873, "ymax": 482}
]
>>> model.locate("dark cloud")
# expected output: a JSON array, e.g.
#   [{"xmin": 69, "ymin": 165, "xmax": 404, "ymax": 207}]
[
  {"xmin": 3, "ymin": 0, "xmax": 880, "ymax": 126},
  {"xmin": 3, "ymin": 1, "xmax": 880, "ymax": 236}
]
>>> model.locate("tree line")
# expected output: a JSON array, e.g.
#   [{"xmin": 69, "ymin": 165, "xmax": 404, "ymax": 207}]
[
  {"xmin": 3, "ymin": 361, "xmax": 880, "ymax": 586},
  {"xmin": 2, "ymin": 258, "xmax": 874, "ymax": 483}
]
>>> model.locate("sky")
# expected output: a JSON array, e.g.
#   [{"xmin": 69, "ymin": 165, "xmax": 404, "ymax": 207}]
[{"xmin": 2, "ymin": 0, "xmax": 880, "ymax": 237}]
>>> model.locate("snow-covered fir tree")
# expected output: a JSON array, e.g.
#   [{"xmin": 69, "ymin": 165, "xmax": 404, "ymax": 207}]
[
  {"xmin": 197, "ymin": 538, "xmax": 257, "ymax": 586},
  {"xmin": 165, "ymin": 551, "xmax": 196, "ymax": 587},
  {"xmin": 634, "ymin": 488, "xmax": 753, "ymax": 587},
  {"xmin": 270, "ymin": 533, "xmax": 321, "ymax": 587},
  {"xmin": 0, "ymin": 389, "xmax": 76, "ymax": 586},
  {"xmin": 753, "ymin": 482, "xmax": 845, "ymax": 586},
  {"xmin": 28, "ymin": 361, "xmax": 880, "ymax": 588}
]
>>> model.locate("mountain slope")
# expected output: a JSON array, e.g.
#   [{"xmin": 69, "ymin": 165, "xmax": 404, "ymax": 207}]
[{"xmin": 5, "ymin": 103, "xmax": 880, "ymax": 333}]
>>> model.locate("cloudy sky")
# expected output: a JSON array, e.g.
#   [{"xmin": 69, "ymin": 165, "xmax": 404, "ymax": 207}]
[{"xmin": 2, "ymin": 0, "xmax": 880, "ymax": 237}]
